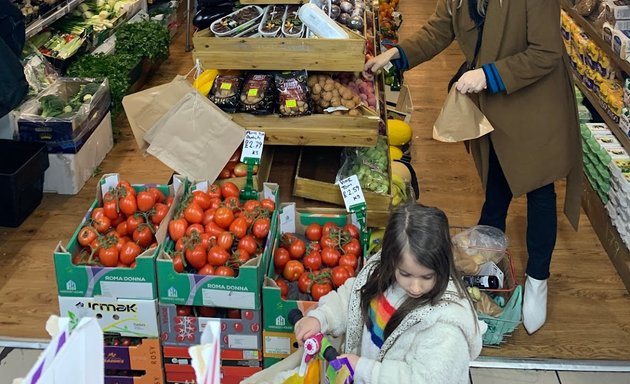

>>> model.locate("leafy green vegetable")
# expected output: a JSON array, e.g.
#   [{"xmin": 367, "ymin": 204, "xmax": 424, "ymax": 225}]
[
  {"xmin": 70, "ymin": 82, "xmax": 101, "ymax": 107},
  {"xmin": 115, "ymin": 21, "xmax": 170, "ymax": 61},
  {"xmin": 40, "ymin": 95, "xmax": 67, "ymax": 118}
]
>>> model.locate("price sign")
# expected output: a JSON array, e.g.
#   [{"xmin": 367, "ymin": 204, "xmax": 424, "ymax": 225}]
[
  {"xmin": 241, "ymin": 130, "xmax": 265, "ymax": 162},
  {"xmin": 338, "ymin": 175, "xmax": 366, "ymax": 212}
]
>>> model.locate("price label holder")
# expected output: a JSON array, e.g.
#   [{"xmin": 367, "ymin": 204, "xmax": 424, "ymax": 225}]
[
  {"xmin": 240, "ymin": 130, "xmax": 265, "ymax": 202},
  {"xmin": 338, "ymin": 175, "xmax": 370, "ymax": 253}
]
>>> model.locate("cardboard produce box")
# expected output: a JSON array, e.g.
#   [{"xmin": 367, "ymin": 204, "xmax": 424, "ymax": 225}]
[
  {"xmin": 103, "ymin": 337, "xmax": 164, "ymax": 384},
  {"xmin": 58, "ymin": 296, "xmax": 159, "ymax": 338},
  {"xmin": 156, "ymin": 182, "xmax": 279, "ymax": 309},
  {"xmin": 262, "ymin": 203, "xmax": 363, "ymax": 334},
  {"xmin": 159, "ymin": 304, "xmax": 262, "ymax": 349},
  {"xmin": 44, "ymin": 110, "xmax": 114, "ymax": 195},
  {"xmin": 53, "ymin": 173, "xmax": 176, "ymax": 300},
  {"xmin": 17, "ymin": 78, "xmax": 111, "ymax": 153},
  {"xmin": 163, "ymin": 345, "xmax": 261, "ymax": 366},
  {"xmin": 262, "ymin": 330, "xmax": 298, "ymax": 362}
]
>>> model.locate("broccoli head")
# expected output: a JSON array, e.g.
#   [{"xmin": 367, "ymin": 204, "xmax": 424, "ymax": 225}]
[
  {"xmin": 39, "ymin": 95, "xmax": 67, "ymax": 118},
  {"xmin": 70, "ymin": 82, "xmax": 101, "ymax": 107}
]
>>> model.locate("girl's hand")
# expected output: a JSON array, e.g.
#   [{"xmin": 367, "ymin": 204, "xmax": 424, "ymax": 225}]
[
  {"xmin": 455, "ymin": 68, "xmax": 487, "ymax": 94},
  {"xmin": 294, "ymin": 316, "xmax": 321, "ymax": 346},
  {"xmin": 338, "ymin": 353, "xmax": 360, "ymax": 370},
  {"xmin": 364, "ymin": 48, "xmax": 400, "ymax": 74}
]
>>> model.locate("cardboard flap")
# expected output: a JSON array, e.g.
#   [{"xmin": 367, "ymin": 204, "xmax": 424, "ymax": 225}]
[{"xmin": 146, "ymin": 92, "xmax": 246, "ymax": 181}]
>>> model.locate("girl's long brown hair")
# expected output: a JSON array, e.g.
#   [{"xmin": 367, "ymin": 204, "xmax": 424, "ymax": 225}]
[{"xmin": 360, "ymin": 204, "xmax": 473, "ymax": 341}]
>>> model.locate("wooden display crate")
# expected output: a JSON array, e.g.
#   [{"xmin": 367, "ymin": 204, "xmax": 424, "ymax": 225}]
[
  {"xmin": 293, "ymin": 146, "xmax": 393, "ymax": 212},
  {"xmin": 231, "ymin": 108, "xmax": 379, "ymax": 147},
  {"xmin": 215, "ymin": 148, "xmax": 274, "ymax": 191},
  {"xmin": 192, "ymin": 27, "xmax": 366, "ymax": 72}
]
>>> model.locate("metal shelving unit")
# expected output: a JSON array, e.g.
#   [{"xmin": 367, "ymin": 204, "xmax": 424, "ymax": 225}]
[{"xmin": 25, "ymin": 0, "xmax": 86, "ymax": 38}]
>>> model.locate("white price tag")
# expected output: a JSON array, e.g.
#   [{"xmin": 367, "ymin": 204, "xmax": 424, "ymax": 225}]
[
  {"xmin": 241, "ymin": 130, "xmax": 265, "ymax": 162},
  {"xmin": 338, "ymin": 175, "xmax": 366, "ymax": 211}
]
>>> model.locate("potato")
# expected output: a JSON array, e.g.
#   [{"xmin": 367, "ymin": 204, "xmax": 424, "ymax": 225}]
[
  {"xmin": 312, "ymin": 94, "xmax": 321, "ymax": 102},
  {"xmin": 352, "ymin": 95, "xmax": 361, "ymax": 104},
  {"xmin": 322, "ymin": 91, "xmax": 332, "ymax": 101},
  {"xmin": 312, "ymin": 83, "xmax": 322, "ymax": 95},
  {"xmin": 331, "ymin": 111, "xmax": 343, "ymax": 116},
  {"xmin": 323, "ymin": 83, "xmax": 334, "ymax": 92},
  {"xmin": 331, "ymin": 99, "xmax": 341, "ymax": 107},
  {"xmin": 307, "ymin": 76, "xmax": 317, "ymax": 88},
  {"xmin": 348, "ymin": 109, "xmax": 361, "ymax": 116}
]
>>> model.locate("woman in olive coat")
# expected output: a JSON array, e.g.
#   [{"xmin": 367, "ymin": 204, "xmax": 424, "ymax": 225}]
[{"xmin": 366, "ymin": 0, "xmax": 582, "ymax": 334}]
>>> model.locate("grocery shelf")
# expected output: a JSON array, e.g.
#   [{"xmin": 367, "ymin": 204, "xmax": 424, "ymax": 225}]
[
  {"xmin": 25, "ymin": 0, "xmax": 86, "ymax": 38},
  {"xmin": 572, "ymin": 76, "xmax": 630, "ymax": 155},
  {"xmin": 581, "ymin": 173, "xmax": 630, "ymax": 294},
  {"xmin": 561, "ymin": 0, "xmax": 630, "ymax": 75}
]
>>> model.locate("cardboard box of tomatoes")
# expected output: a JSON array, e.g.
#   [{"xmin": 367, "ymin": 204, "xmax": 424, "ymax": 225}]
[
  {"xmin": 156, "ymin": 177, "xmax": 279, "ymax": 310},
  {"xmin": 53, "ymin": 173, "xmax": 180, "ymax": 300},
  {"xmin": 103, "ymin": 336, "xmax": 164, "ymax": 384},
  {"xmin": 159, "ymin": 303, "xmax": 262, "ymax": 349},
  {"xmin": 261, "ymin": 203, "xmax": 364, "ymax": 339}
]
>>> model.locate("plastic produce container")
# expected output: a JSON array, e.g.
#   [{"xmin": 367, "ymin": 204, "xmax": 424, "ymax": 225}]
[{"xmin": 0, "ymin": 139, "xmax": 49, "ymax": 227}]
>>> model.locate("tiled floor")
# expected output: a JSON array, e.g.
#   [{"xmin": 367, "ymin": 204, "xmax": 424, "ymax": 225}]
[{"xmin": 2, "ymin": 347, "xmax": 630, "ymax": 384}]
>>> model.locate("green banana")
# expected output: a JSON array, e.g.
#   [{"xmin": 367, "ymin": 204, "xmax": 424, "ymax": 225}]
[{"xmin": 391, "ymin": 173, "xmax": 408, "ymax": 201}]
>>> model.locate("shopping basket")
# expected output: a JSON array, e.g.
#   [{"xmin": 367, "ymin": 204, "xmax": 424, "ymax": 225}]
[{"xmin": 478, "ymin": 285, "xmax": 522, "ymax": 346}]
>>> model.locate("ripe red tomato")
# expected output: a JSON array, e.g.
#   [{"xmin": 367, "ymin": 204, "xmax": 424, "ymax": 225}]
[
  {"xmin": 133, "ymin": 226, "xmax": 154, "ymax": 248},
  {"xmin": 146, "ymin": 187, "xmax": 166, "ymax": 204},
  {"xmin": 184, "ymin": 202, "xmax": 204, "ymax": 224},
  {"xmin": 233, "ymin": 249, "xmax": 250, "ymax": 265},
  {"xmin": 192, "ymin": 190, "xmax": 212, "ymax": 210},
  {"xmin": 342, "ymin": 224, "xmax": 360, "ymax": 239},
  {"xmin": 207, "ymin": 246, "xmax": 230, "ymax": 266},
  {"xmin": 186, "ymin": 223, "xmax": 205, "ymax": 237},
  {"xmin": 242, "ymin": 200, "xmax": 260, "ymax": 212},
  {"xmin": 117, "ymin": 180, "xmax": 136, "ymax": 196},
  {"xmin": 321, "ymin": 222, "xmax": 339, "ymax": 237},
  {"xmin": 115, "ymin": 221, "xmax": 129, "ymax": 237},
  {"xmin": 172, "ymin": 252, "xmax": 185, "ymax": 273},
  {"xmin": 110, "ymin": 212, "xmax": 126, "ymax": 227},
  {"xmin": 339, "ymin": 254, "xmax": 358, "ymax": 271},
  {"xmin": 177, "ymin": 305, "xmax": 192, "ymax": 316},
  {"xmin": 233, "ymin": 162, "xmax": 248, "ymax": 177},
  {"xmin": 221, "ymin": 182, "xmax": 240, "ymax": 199},
  {"xmin": 223, "ymin": 196, "xmax": 241, "ymax": 210},
  {"xmin": 311, "ymin": 282, "xmax": 333, "ymax": 301},
  {"xmin": 298, "ymin": 272, "xmax": 313, "ymax": 294},
  {"xmin": 218, "ymin": 168, "xmax": 231, "ymax": 179},
  {"xmin": 305, "ymin": 223, "xmax": 322, "ymax": 241},
  {"xmin": 252, "ymin": 217, "xmax": 270, "ymax": 239},
  {"xmin": 202, "ymin": 209, "xmax": 216, "ymax": 226},
  {"xmin": 186, "ymin": 245, "xmax": 208, "ymax": 270},
  {"xmin": 275, "ymin": 278, "xmax": 289, "ymax": 298},
  {"xmin": 136, "ymin": 191, "xmax": 156, "ymax": 212},
  {"xmin": 169, "ymin": 218, "xmax": 188, "ymax": 241},
  {"xmin": 320, "ymin": 235, "xmax": 338, "ymax": 250},
  {"xmin": 214, "ymin": 207, "xmax": 235, "ymax": 229},
  {"xmin": 150, "ymin": 203, "xmax": 169, "ymax": 225},
  {"xmin": 283, "ymin": 260, "xmax": 304, "ymax": 282},
  {"xmin": 127, "ymin": 215, "xmax": 145, "ymax": 233},
  {"xmin": 229, "ymin": 217, "xmax": 248, "ymax": 239},
  {"xmin": 93, "ymin": 215, "xmax": 111, "ymax": 234},
  {"xmin": 215, "ymin": 266, "xmax": 235, "ymax": 277},
  {"xmin": 119, "ymin": 241, "xmax": 141, "ymax": 265},
  {"xmin": 288, "ymin": 239, "xmax": 306, "ymax": 259},
  {"xmin": 321, "ymin": 247, "xmax": 340, "ymax": 267},
  {"xmin": 303, "ymin": 251, "xmax": 322, "ymax": 271},
  {"xmin": 207, "ymin": 184, "xmax": 222, "ymax": 199},
  {"xmin": 274, "ymin": 248, "xmax": 291, "ymax": 269},
  {"xmin": 342, "ymin": 238, "xmax": 362, "ymax": 256},
  {"xmin": 78, "ymin": 226, "xmax": 97, "ymax": 247},
  {"xmin": 198, "ymin": 264, "xmax": 215, "ymax": 275},
  {"xmin": 331, "ymin": 266, "xmax": 352, "ymax": 288},
  {"xmin": 119, "ymin": 195, "xmax": 137, "ymax": 217},
  {"xmin": 260, "ymin": 198, "xmax": 275, "ymax": 212},
  {"xmin": 217, "ymin": 231, "xmax": 234, "ymax": 250},
  {"xmin": 91, "ymin": 207, "xmax": 105, "ymax": 221},
  {"xmin": 99, "ymin": 246, "xmax": 119, "ymax": 267},
  {"xmin": 103, "ymin": 198, "xmax": 119, "ymax": 220},
  {"xmin": 237, "ymin": 235, "xmax": 258, "ymax": 255},
  {"xmin": 204, "ymin": 221, "xmax": 223, "ymax": 237}
]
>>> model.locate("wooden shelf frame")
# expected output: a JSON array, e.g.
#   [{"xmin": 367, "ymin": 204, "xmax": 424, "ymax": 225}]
[{"xmin": 561, "ymin": 0, "xmax": 630, "ymax": 75}]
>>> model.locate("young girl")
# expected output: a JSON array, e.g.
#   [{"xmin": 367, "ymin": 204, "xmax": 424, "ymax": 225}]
[{"xmin": 294, "ymin": 204, "xmax": 483, "ymax": 384}]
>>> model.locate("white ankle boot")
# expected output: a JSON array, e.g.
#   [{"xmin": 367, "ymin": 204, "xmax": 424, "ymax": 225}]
[{"xmin": 522, "ymin": 275, "xmax": 548, "ymax": 334}]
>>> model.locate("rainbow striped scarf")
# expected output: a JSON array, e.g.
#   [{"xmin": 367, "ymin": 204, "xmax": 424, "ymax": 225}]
[{"xmin": 367, "ymin": 293, "xmax": 397, "ymax": 348}]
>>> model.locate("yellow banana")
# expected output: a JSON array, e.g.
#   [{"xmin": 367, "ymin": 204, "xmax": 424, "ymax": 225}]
[
  {"xmin": 367, "ymin": 228, "xmax": 386, "ymax": 255},
  {"xmin": 197, "ymin": 80, "xmax": 213, "ymax": 97},
  {"xmin": 391, "ymin": 174, "xmax": 408, "ymax": 201}
]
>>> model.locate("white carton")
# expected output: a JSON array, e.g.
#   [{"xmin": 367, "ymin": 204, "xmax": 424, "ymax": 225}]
[
  {"xmin": 613, "ymin": 28, "xmax": 630, "ymax": 62},
  {"xmin": 58, "ymin": 296, "xmax": 159, "ymax": 337},
  {"xmin": 585, "ymin": 122, "xmax": 612, "ymax": 135},
  {"xmin": 43, "ymin": 111, "xmax": 113, "ymax": 195},
  {"xmin": 606, "ymin": 0, "xmax": 630, "ymax": 21}
]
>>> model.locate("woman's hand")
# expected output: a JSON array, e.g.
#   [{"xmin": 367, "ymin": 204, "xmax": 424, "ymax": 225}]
[
  {"xmin": 294, "ymin": 316, "xmax": 321, "ymax": 346},
  {"xmin": 338, "ymin": 353, "xmax": 360, "ymax": 370},
  {"xmin": 455, "ymin": 68, "xmax": 487, "ymax": 94},
  {"xmin": 364, "ymin": 47, "xmax": 400, "ymax": 74}
]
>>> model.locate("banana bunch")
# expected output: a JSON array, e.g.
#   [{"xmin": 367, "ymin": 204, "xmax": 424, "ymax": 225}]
[
  {"xmin": 367, "ymin": 228, "xmax": 385, "ymax": 255},
  {"xmin": 193, "ymin": 69, "xmax": 218, "ymax": 97},
  {"xmin": 391, "ymin": 173, "xmax": 408, "ymax": 206}
]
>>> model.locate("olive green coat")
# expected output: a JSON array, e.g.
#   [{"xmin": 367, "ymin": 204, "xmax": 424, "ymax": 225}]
[{"xmin": 398, "ymin": 0, "xmax": 582, "ymax": 228}]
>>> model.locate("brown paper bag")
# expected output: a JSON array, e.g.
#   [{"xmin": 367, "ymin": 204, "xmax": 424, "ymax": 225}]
[
  {"xmin": 122, "ymin": 75, "xmax": 196, "ymax": 151},
  {"xmin": 433, "ymin": 86, "xmax": 494, "ymax": 142},
  {"xmin": 146, "ymin": 91, "xmax": 246, "ymax": 182}
]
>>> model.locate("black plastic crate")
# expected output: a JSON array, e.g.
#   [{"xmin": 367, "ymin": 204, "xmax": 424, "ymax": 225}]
[{"xmin": 0, "ymin": 140, "xmax": 49, "ymax": 227}]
